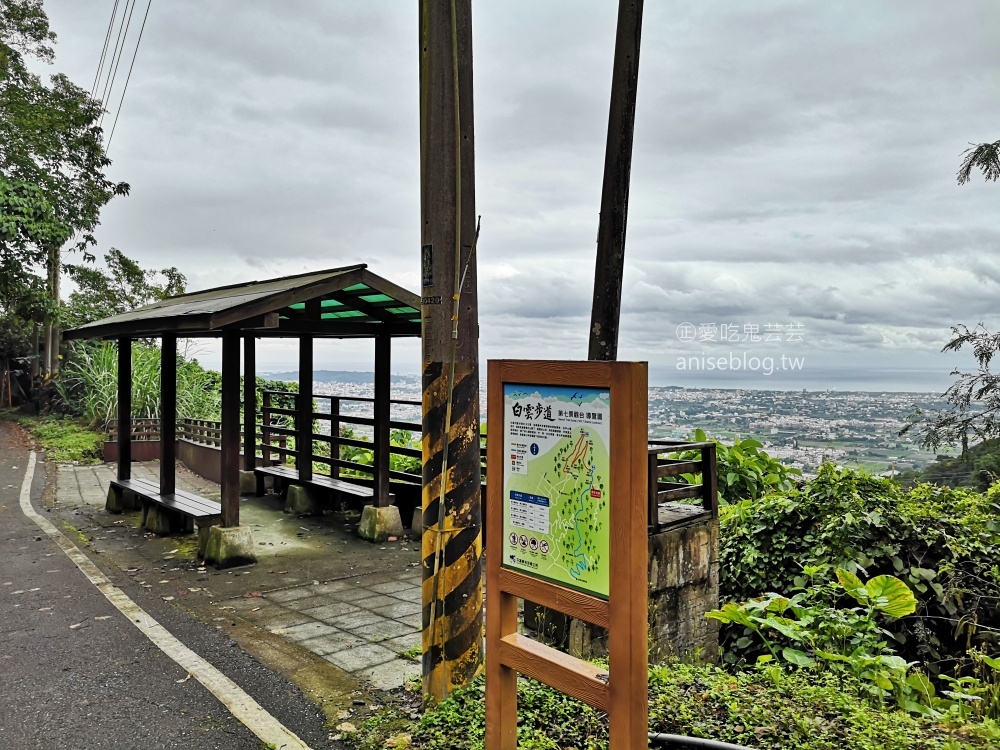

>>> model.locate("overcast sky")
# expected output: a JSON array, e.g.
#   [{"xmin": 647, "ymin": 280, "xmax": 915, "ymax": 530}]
[{"xmin": 35, "ymin": 1, "xmax": 1000, "ymax": 390}]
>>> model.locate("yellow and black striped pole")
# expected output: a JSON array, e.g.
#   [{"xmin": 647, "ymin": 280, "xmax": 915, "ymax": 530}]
[{"xmin": 419, "ymin": 0, "xmax": 484, "ymax": 704}]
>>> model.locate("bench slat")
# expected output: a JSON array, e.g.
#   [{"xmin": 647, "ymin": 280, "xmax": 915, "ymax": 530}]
[
  {"xmin": 255, "ymin": 465, "xmax": 374, "ymax": 498},
  {"xmin": 110, "ymin": 477, "xmax": 222, "ymax": 519}
]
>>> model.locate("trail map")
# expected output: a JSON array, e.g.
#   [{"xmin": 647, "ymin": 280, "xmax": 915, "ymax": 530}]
[{"xmin": 502, "ymin": 384, "xmax": 611, "ymax": 598}]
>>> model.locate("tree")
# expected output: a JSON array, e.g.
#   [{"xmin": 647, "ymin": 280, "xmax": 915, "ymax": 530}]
[
  {"xmin": 0, "ymin": 174, "xmax": 68, "ymax": 308},
  {"xmin": 903, "ymin": 324, "xmax": 1000, "ymax": 451},
  {"xmin": 64, "ymin": 248, "xmax": 186, "ymax": 329},
  {"xmin": 0, "ymin": 0, "xmax": 129, "ymax": 375},
  {"xmin": 957, "ymin": 140, "xmax": 1000, "ymax": 185}
]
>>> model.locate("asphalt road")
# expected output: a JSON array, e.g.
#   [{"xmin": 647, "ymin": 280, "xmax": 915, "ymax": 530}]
[{"xmin": 0, "ymin": 420, "xmax": 343, "ymax": 750}]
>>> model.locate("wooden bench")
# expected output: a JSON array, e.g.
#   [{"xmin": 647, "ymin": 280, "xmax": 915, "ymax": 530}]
[
  {"xmin": 253, "ymin": 464, "xmax": 374, "ymax": 501},
  {"xmin": 109, "ymin": 477, "xmax": 222, "ymax": 550}
]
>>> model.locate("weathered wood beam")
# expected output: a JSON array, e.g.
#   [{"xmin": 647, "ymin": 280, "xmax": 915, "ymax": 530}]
[
  {"xmin": 221, "ymin": 332, "xmax": 241, "ymax": 526},
  {"xmin": 297, "ymin": 330, "xmax": 314, "ymax": 483},
  {"xmin": 117, "ymin": 337, "xmax": 132, "ymax": 481},
  {"xmin": 373, "ymin": 333, "xmax": 391, "ymax": 507},
  {"xmin": 159, "ymin": 334, "xmax": 177, "ymax": 496},
  {"xmin": 243, "ymin": 334, "xmax": 256, "ymax": 472}
]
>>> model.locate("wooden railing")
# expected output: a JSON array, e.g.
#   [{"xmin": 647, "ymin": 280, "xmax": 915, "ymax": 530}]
[
  {"xmin": 113, "ymin": 411, "xmax": 719, "ymax": 536},
  {"xmin": 260, "ymin": 390, "xmax": 423, "ymax": 485},
  {"xmin": 646, "ymin": 440, "xmax": 718, "ymax": 534},
  {"xmin": 178, "ymin": 418, "xmax": 280, "ymax": 456},
  {"xmin": 107, "ymin": 417, "xmax": 162, "ymax": 442}
]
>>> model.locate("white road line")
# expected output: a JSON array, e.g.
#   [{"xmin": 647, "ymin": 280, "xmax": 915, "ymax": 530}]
[{"xmin": 18, "ymin": 451, "xmax": 312, "ymax": 750}]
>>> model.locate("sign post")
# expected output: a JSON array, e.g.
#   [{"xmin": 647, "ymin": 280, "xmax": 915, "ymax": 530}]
[{"xmin": 486, "ymin": 360, "xmax": 648, "ymax": 750}]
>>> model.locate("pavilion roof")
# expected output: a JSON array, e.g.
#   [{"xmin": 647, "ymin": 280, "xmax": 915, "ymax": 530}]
[{"xmin": 65, "ymin": 264, "xmax": 422, "ymax": 340}]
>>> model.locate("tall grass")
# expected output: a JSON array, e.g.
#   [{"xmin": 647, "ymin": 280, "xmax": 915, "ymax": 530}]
[{"xmin": 59, "ymin": 341, "xmax": 221, "ymax": 428}]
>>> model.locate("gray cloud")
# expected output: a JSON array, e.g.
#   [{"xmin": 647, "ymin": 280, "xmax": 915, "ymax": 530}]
[{"xmin": 36, "ymin": 0, "xmax": 1000, "ymax": 388}]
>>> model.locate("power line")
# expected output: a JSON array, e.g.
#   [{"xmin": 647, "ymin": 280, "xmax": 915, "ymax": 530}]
[
  {"xmin": 98, "ymin": 0, "xmax": 137, "ymax": 128},
  {"xmin": 106, "ymin": 0, "xmax": 153, "ymax": 150},
  {"xmin": 90, "ymin": 0, "xmax": 122, "ymax": 99}
]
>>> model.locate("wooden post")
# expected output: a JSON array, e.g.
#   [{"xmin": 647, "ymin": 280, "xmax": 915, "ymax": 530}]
[
  {"xmin": 587, "ymin": 0, "xmax": 644, "ymax": 361},
  {"xmin": 159, "ymin": 335, "xmax": 177, "ymax": 496},
  {"xmin": 221, "ymin": 332, "xmax": 241, "ymax": 527},
  {"xmin": 373, "ymin": 333, "xmax": 391, "ymax": 507},
  {"xmin": 330, "ymin": 396, "xmax": 341, "ymax": 479},
  {"xmin": 297, "ymin": 334, "xmax": 313, "ymax": 482},
  {"xmin": 261, "ymin": 391, "xmax": 272, "ymax": 466},
  {"xmin": 608, "ymin": 361, "xmax": 649, "ymax": 748},
  {"xmin": 117, "ymin": 337, "xmax": 132, "ymax": 481},
  {"xmin": 419, "ymin": 0, "xmax": 484, "ymax": 702},
  {"xmin": 243, "ymin": 334, "xmax": 256, "ymax": 472}
]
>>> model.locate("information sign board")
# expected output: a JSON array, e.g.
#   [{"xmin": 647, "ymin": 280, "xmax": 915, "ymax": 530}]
[
  {"xmin": 501, "ymin": 384, "xmax": 611, "ymax": 598},
  {"xmin": 486, "ymin": 360, "xmax": 649, "ymax": 750}
]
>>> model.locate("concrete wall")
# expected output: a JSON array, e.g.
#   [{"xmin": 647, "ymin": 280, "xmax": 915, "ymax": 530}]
[
  {"xmin": 533, "ymin": 515, "xmax": 720, "ymax": 664},
  {"xmin": 176, "ymin": 439, "xmax": 262, "ymax": 485},
  {"xmin": 103, "ymin": 440, "xmax": 162, "ymax": 463}
]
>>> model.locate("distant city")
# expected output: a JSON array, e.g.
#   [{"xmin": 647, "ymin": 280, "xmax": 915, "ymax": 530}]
[{"xmin": 265, "ymin": 371, "xmax": 951, "ymax": 476}]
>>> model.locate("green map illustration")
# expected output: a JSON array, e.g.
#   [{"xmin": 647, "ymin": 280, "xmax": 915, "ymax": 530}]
[{"xmin": 504, "ymin": 425, "xmax": 610, "ymax": 598}]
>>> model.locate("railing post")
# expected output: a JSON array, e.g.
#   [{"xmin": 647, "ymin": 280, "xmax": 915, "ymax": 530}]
[
  {"xmin": 261, "ymin": 392, "xmax": 271, "ymax": 466},
  {"xmin": 647, "ymin": 449, "xmax": 659, "ymax": 535},
  {"xmin": 703, "ymin": 442, "xmax": 719, "ymax": 518},
  {"xmin": 330, "ymin": 397, "xmax": 340, "ymax": 479}
]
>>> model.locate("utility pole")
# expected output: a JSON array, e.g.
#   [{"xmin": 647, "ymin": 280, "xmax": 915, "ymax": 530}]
[
  {"xmin": 419, "ymin": 0, "xmax": 483, "ymax": 704},
  {"xmin": 524, "ymin": 0, "xmax": 644, "ymax": 651},
  {"xmin": 588, "ymin": 0, "xmax": 644, "ymax": 361}
]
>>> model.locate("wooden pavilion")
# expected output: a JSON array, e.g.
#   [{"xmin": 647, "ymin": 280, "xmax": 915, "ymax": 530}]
[{"xmin": 65, "ymin": 264, "xmax": 421, "ymax": 563}]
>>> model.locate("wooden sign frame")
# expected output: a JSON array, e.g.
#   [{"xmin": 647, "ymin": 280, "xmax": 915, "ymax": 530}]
[{"xmin": 486, "ymin": 360, "xmax": 648, "ymax": 750}]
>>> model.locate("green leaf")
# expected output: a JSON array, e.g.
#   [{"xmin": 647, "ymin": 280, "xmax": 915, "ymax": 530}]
[
  {"xmin": 781, "ymin": 647, "xmax": 816, "ymax": 667},
  {"xmin": 762, "ymin": 616, "xmax": 802, "ymax": 641},
  {"xmin": 979, "ymin": 654, "xmax": 1000, "ymax": 671},
  {"xmin": 866, "ymin": 575, "xmax": 918, "ymax": 618},
  {"xmin": 815, "ymin": 649, "xmax": 851, "ymax": 663},
  {"xmin": 906, "ymin": 673, "xmax": 935, "ymax": 697},
  {"xmin": 836, "ymin": 568, "xmax": 865, "ymax": 600},
  {"xmin": 705, "ymin": 602, "xmax": 754, "ymax": 628}
]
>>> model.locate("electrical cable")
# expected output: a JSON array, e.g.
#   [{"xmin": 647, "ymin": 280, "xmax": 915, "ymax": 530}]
[
  {"xmin": 106, "ymin": 0, "xmax": 153, "ymax": 150},
  {"xmin": 90, "ymin": 0, "xmax": 121, "ymax": 98},
  {"xmin": 98, "ymin": 0, "xmax": 137, "ymax": 128},
  {"xmin": 647, "ymin": 732, "xmax": 754, "ymax": 750},
  {"xmin": 97, "ymin": 0, "xmax": 133, "ymax": 107}
]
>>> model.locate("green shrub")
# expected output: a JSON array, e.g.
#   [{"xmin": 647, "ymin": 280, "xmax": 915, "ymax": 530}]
[
  {"xmin": 720, "ymin": 464, "xmax": 1000, "ymax": 675},
  {"xmin": 58, "ymin": 341, "xmax": 222, "ymax": 427},
  {"xmin": 671, "ymin": 429, "xmax": 801, "ymax": 505},
  {"xmin": 347, "ymin": 665, "xmax": 1000, "ymax": 750},
  {"xmin": 12, "ymin": 415, "xmax": 104, "ymax": 463}
]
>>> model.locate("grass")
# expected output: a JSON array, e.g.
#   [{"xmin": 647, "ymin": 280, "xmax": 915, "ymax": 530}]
[
  {"xmin": 346, "ymin": 663, "xmax": 1000, "ymax": 750},
  {"xmin": 2, "ymin": 411, "xmax": 105, "ymax": 463},
  {"xmin": 401, "ymin": 645, "xmax": 422, "ymax": 662}
]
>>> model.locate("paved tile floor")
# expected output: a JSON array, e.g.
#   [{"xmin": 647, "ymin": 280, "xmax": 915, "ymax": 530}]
[{"xmin": 56, "ymin": 461, "xmax": 424, "ymax": 690}]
